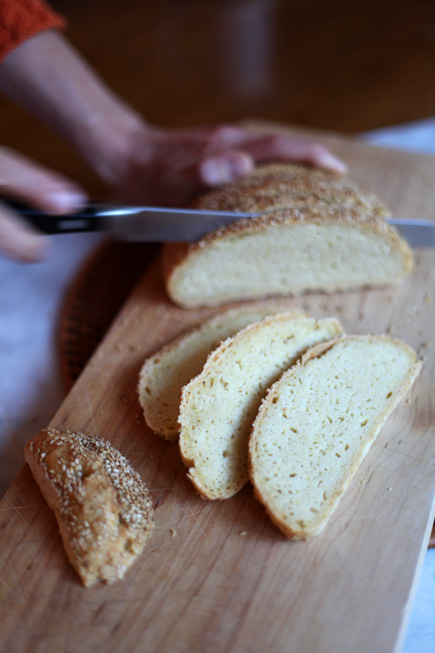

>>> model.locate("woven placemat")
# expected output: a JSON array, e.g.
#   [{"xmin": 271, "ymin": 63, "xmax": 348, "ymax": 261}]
[
  {"xmin": 58, "ymin": 240, "xmax": 435, "ymax": 548},
  {"xmin": 59, "ymin": 239, "xmax": 158, "ymax": 390}
]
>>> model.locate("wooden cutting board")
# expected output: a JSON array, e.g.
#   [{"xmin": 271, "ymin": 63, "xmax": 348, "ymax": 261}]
[{"xmin": 1, "ymin": 125, "xmax": 435, "ymax": 653}]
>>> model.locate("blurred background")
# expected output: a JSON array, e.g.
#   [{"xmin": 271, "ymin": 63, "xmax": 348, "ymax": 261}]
[{"xmin": 2, "ymin": 0, "xmax": 435, "ymax": 197}]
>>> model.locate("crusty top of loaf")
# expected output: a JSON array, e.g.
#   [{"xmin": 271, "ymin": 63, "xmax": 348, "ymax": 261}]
[
  {"xmin": 25, "ymin": 429, "xmax": 154, "ymax": 586},
  {"xmin": 162, "ymin": 163, "xmax": 408, "ymax": 282},
  {"xmin": 193, "ymin": 163, "xmax": 389, "ymax": 217}
]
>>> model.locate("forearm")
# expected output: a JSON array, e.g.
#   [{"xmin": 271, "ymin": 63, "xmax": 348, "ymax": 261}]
[
  {"xmin": 0, "ymin": 29, "xmax": 148, "ymax": 183},
  {"xmin": 0, "ymin": 27, "xmax": 347, "ymax": 212}
]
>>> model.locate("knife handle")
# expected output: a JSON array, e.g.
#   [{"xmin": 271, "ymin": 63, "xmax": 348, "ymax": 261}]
[{"xmin": 1, "ymin": 198, "xmax": 105, "ymax": 234}]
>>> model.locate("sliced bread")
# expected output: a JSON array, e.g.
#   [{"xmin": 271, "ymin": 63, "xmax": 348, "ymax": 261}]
[
  {"xmin": 249, "ymin": 335, "xmax": 422, "ymax": 540},
  {"xmin": 163, "ymin": 164, "xmax": 413, "ymax": 307},
  {"xmin": 138, "ymin": 301, "xmax": 296, "ymax": 440},
  {"xmin": 25, "ymin": 429, "xmax": 154, "ymax": 586},
  {"xmin": 179, "ymin": 313, "xmax": 343, "ymax": 499}
]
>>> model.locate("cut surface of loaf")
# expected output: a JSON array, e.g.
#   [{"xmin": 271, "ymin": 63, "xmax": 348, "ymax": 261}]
[
  {"xmin": 138, "ymin": 300, "xmax": 296, "ymax": 440},
  {"xmin": 25, "ymin": 429, "xmax": 154, "ymax": 586},
  {"xmin": 163, "ymin": 164, "xmax": 413, "ymax": 307},
  {"xmin": 249, "ymin": 335, "xmax": 422, "ymax": 540},
  {"xmin": 179, "ymin": 313, "xmax": 343, "ymax": 499}
]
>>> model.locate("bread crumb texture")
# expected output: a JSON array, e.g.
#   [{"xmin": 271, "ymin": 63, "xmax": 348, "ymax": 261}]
[
  {"xmin": 25, "ymin": 429, "xmax": 154, "ymax": 587},
  {"xmin": 249, "ymin": 335, "xmax": 421, "ymax": 540},
  {"xmin": 163, "ymin": 164, "xmax": 413, "ymax": 307},
  {"xmin": 138, "ymin": 300, "xmax": 300, "ymax": 440},
  {"xmin": 178, "ymin": 313, "xmax": 343, "ymax": 500}
]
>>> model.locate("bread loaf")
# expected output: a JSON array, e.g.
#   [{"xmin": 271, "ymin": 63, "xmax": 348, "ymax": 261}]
[
  {"xmin": 138, "ymin": 301, "xmax": 296, "ymax": 440},
  {"xmin": 25, "ymin": 429, "xmax": 154, "ymax": 586},
  {"xmin": 249, "ymin": 335, "xmax": 421, "ymax": 540},
  {"xmin": 163, "ymin": 164, "xmax": 413, "ymax": 307},
  {"xmin": 179, "ymin": 313, "xmax": 343, "ymax": 499}
]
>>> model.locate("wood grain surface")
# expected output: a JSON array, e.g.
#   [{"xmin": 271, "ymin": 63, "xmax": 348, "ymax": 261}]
[{"xmin": 1, "ymin": 127, "xmax": 435, "ymax": 653}]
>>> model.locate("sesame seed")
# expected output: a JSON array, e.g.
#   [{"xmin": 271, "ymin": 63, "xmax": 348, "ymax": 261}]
[{"xmin": 26, "ymin": 427, "xmax": 154, "ymax": 586}]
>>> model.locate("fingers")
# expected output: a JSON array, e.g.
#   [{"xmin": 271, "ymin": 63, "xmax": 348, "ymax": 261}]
[
  {"xmin": 178, "ymin": 126, "xmax": 346, "ymax": 194},
  {"xmin": 238, "ymin": 134, "xmax": 348, "ymax": 175},
  {"xmin": 108, "ymin": 122, "xmax": 348, "ymax": 207},
  {"xmin": 0, "ymin": 146, "xmax": 88, "ymax": 262},
  {"xmin": 0, "ymin": 202, "xmax": 50, "ymax": 262},
  {"xmin": 0, "ymin": 146, "xmax": 87, "ymax": 214},
  {"xmin": 196, "ymin": 126, "xmax": 347, "ymax": 175},
  {"xmin": 198, "ymin": 151, "xmax": 254, "ymax": 186}
]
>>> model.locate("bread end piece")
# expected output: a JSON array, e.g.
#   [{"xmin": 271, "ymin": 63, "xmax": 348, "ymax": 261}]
[{"xmin": 25, "ymin": 429, "xmax": 154, "ymax": 586}]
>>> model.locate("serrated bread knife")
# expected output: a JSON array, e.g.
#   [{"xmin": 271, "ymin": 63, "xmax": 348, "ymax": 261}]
[{"xmin": 6, "ymin": 200, "xmax": 435, "ymax": 247}]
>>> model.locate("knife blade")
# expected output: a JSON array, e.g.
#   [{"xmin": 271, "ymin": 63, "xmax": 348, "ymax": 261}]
[
  {"xmin": 384, "ymin": 218, "xmax": 435, "ymax": 247},
  {"xmin": 5, "ymin": 199, "xmax": 435, "ymax": 247}
]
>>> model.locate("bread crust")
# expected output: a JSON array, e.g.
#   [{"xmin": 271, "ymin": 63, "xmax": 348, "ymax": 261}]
[
  {"xmin": 248, "ymin": 335, "xmax": 422, "ymax": 539},
  {"xmin": 178, "ymin": 313, "xmax": 343, "ymax": 500},
  {"xmin": 25, "ymin": 429, "xmax": 154, "ymax": 586},
  {"xmin": 137, "ymin": 300, "xmax": 301, "ymax": 440},
  {"xmin": 162, "ymin": 164, "xmax": 413, "ymax": 307}
]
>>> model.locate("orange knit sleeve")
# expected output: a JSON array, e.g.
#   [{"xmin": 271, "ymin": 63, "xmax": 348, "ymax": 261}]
[{"xmin": 0, "ymin": 0, "xmax": 66, "ymax": 63}]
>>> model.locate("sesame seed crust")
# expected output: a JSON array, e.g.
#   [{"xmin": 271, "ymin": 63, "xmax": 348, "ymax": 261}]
[
  {"xmin": 163, "ymin": 162, "xmax": 393, "ymax": 262},
  {"xmin": 25, "ymin": 428, "xmax": 154, "ymax": 587},
  {"xmin": 194, "ymin": 163, "xmax": 390, "ymax": 218},
  {"xmin": 162, "ymin": 163, "xmax": 413, "ymax": 307}
]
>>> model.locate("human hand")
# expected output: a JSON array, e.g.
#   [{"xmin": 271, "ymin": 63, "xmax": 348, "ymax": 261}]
[
  {"xmin": 0, "ymin": 31, "xmax": 346, "ymax": 259},
  {"xmin": 103, "ymin": 123, "xmax": 348, "ymax": 207},
  {"xmin": 0, "ymin": 147, "xmax": 87, "ymax": 261}
]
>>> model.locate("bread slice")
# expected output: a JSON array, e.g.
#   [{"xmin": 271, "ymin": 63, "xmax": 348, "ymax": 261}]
[
  {"xmin": 138, "ymin": 301, "xmax": 297, "ymax": 441},
  {"xmin": 25, "ymin": 429, "xmax": 154, "ymax": 586},
  {"xmin": 249, "ymin": 335, "xmax": 422, "ymax": 540},
  {"xmin": 163, "ymin": 164, "xmax": 413, "ymax": 307},
  {"xmin": 179, "ymin": 313, "xmax": 343, "ymax": 499}
]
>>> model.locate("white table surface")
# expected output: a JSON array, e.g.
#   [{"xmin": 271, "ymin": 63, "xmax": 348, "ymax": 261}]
[{"xmin": 0, "ymin": 121, "xmax": 434, "ymax": 652}]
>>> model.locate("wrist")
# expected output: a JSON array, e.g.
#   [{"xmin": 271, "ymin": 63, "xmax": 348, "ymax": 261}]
[
  {"xmin": 75, "ymin": 105, "xmax": 150, "ymax": 187},
  {"xmin": 0, "ymin": 30, "xmax": 155, "ymax": 191}
]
